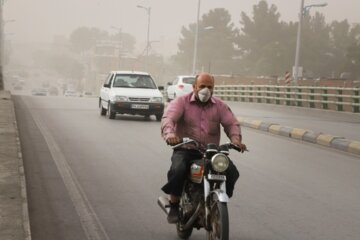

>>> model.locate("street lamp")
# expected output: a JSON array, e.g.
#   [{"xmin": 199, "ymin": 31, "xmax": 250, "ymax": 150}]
[
  {"xmin": 293, "ymin": 0, "xmax": 327, "ymax": 85},
  {"xmin": 192, "ymin": 0, "xmax": 201, "ymax": 75},
  {"xmin": 110, "ymin": 26, "xmax": 122, "ymax": 68},
  {"xmin": 137, "ymin": 4, "xmax": 151, "ymax": 71},
  {"xmin": 303, "ymin": 3, "xmax": 328, "ymax": 16}
]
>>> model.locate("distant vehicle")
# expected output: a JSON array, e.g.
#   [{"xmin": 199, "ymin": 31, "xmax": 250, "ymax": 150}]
[
  {"xmin": 64, "ymin": 89, "xmax": 80, "ymax": 97},
  {"xmin": 31, "ymin": 88, "xmax": 47, "ymax": 96},
  {"xmin": 13, "ymin": 84, "xmax": 23, "ymax": 91},
  {"xmin": 99, "ymin": 71, "xmax": 164, "ymax": 120},
  {"xmin": 81, "ymin": 91, "xmax": 94, "ymax": 97},
  {"xmin": 340, "ymin": 72, "xmax": 352, "ymax": 80},
  {"xmin": 48, "ymin": 87, "xmax": 59, "ymax": 96},
  {"xmin": 166, "ymin": 75, "xmax": 196, "ymax": 101}
]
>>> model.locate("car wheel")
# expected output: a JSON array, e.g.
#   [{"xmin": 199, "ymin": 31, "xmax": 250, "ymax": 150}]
[
  {"xmin": 107, "ymin": 103, "xmax": 116, "ymax": 119},
  {"xmin": 155, "ymin": 113, "xmax": 163, "ymax": 121},
  {"xmin": 99, "ymin": 99, "xmax": 106, "ymax": 116}
]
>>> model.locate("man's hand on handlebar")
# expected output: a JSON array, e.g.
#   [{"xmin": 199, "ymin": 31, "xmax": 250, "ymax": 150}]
[
  {"xmin": 238, "ymin": 143, "xmax": 248, "ymax": 153},
  {"xmin": 231, "ymin": 141, "xmax": 248, "ymax": 153}
]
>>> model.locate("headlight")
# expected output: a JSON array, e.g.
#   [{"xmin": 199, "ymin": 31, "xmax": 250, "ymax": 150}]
[
  {"xmin": 211, "ymin": 153, "xmax": 229, "ymax": 173},
  {"xmin": 150, "ymin": 97, "xmax": 163, "ymax": 103},
  {"xmin": 110, "ymin": 95, "xmax": 128, "ymax": 102}
]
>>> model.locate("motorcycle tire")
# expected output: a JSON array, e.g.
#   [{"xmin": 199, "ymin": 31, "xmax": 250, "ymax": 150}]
[{"xmin": 206, "ymin": 201, "xmax": 229, "ymax": 240}]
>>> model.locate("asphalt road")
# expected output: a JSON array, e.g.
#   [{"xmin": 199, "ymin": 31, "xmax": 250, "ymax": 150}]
[{"xmin": 14, "ymin": 95, "xmax": 360, "ymax": 240}]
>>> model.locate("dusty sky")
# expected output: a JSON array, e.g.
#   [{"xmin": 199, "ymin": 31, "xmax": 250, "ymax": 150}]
[{"xmin": 3, "ymin": 0, "xmax": 360, "ymax": 56}]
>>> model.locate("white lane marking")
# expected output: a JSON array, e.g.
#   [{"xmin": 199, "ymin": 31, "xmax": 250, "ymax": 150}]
[{"xmin": 26, "ymin": 102, "xmax": 110, "ymax": 240}]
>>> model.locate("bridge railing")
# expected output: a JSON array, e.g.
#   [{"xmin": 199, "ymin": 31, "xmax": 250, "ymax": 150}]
[{"xmin": 214, "ymin": 85, "xmax": 360, "ymax": 113}]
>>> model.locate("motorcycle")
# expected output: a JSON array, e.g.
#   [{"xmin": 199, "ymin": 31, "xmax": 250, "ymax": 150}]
[{"xmin": 158, "ymin": 138, "xmax": 244, "ymax": 240}]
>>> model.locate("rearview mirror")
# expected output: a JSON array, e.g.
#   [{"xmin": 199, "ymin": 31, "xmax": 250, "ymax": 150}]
[{"xmin": 158, "ymin": 86, "xmax": 164, "ymax": 90}]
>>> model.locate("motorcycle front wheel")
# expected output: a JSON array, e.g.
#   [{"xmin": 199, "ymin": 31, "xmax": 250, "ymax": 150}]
[{"xmin": 206, "ymin": 201, "xmax": 229, "ymax": 240}]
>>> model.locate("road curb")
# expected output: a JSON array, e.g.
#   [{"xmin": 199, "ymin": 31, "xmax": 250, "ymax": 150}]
[
  {"xmin": 237, "ymin": 117, "xmax": 360, "ymax": 156},
  {"xmin": 348, "ymin": 141, "xmax": 360, "ymax": 155},
  {"xmin": 0, "ymin": 90, "xmax": 31, "ymax": 240}
]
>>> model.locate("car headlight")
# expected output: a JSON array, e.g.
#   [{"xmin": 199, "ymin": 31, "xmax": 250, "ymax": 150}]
[
  {"xmin": 110, "ymin": 95, "xmax": 128, "ymax": 102},
  {"xmin": 150, "ymin": 97, "xmax": 163, "ymax": 103},
  {"xmin": 211, "ymin": 153, "xmax": 229, "ymax": 173}
]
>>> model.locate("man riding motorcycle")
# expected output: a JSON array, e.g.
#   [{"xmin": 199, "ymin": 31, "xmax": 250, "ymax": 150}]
[{"xmin": 161, "ymin": 72, "xmax": 246, "ymax": 224}]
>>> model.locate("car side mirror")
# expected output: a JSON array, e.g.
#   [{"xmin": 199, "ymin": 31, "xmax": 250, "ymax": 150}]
[
  {"xmin": 167, "ymin": 82, "xmax": 172, "ymax": 86},
  {"xmin": 158, "ymin": 86, "xmax": 164, "ymax": 90},
  {"xmin": 103, "ymin": 83, "xmax": 110, "ymax": 88}
]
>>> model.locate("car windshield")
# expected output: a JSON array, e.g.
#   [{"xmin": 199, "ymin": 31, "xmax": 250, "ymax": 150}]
[
  {"xmin": 112, "ymin": 74, "xmax": 157, "ymax": 89},
  {"xmin": 183, "ymin": 77, "xmax": 195, "ymax": 84}
]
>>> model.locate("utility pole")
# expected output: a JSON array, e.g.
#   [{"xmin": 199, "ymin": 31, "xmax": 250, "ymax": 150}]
[
  {"xmin": 293, "ymin": 0, "xmax": 305, "ymax": 85},
  {"xmin": 0, "ymin": 0, "xmax": 4, "ymax": 90},
  {"xmin": 293, "ymin": 0, "xmax": 327, "ymax": 85},
  {"xmin": 137, "ymin": 5, "xmax": 151, "ymax": 71},
  {"xmin": 111, "ymin": 26, "xmax": 122, "ymax": 69},
  {"xmin": 192, "ymin": 0, "xmax": 201, "ymax": 75}
]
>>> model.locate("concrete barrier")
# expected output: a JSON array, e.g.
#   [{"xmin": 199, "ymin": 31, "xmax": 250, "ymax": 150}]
[{"xmin": 237, "ymin": 117, "xmax": 360, "ymax": 156}]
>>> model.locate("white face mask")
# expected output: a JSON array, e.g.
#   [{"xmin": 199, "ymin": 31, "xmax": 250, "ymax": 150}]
[{"xmin": 198, "ymin": 87, "xmax": 212, "ymax": 102}]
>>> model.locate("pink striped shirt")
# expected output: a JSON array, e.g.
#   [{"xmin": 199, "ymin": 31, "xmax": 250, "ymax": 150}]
[{"xmin": 161, "ymin": 92, "xmax": 241, "ymax": 149}]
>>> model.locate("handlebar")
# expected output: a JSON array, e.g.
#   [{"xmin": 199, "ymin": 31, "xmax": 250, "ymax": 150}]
[
  {"xmin": 171, "ymin": 137, "xmax": 248, "ymax": 152},
  {"xmin": 171, "ymin": 137, "xmax": 199, "ymax": 149}
]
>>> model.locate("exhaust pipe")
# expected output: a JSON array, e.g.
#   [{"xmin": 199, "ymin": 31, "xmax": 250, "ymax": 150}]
[
  {"xmin": 157, "ymin": 196, "xmax": 170, "ymax": 215},
  {"xmin": 158, "ymin": 196, "xmax": 201, "ymax": 230},
  {"xmin": 182, "ymin": 203, "xmax": 201, "ymax": 230}
]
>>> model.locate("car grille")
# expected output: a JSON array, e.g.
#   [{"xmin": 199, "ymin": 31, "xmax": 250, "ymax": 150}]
[{"xmin": 129, "ymin": 97, "xmax": 150, "ymax": 102}]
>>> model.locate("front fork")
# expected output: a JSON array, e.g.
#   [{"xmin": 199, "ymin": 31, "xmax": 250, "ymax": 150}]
[{"xmin": 204, "ymin": 178, "xmax": 229, "ymax": 229}]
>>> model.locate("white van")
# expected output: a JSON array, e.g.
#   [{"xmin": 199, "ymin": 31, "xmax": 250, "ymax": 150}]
[{"xmin": 99, "ymin": 71, "xmax": 164, "ymax": 120}]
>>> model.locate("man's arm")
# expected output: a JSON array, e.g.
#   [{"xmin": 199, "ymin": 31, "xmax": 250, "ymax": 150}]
[
  {"xmin": 218, "ymin": 102, "xmax": 247, "ymax": 152},
  {"xmin": 160, "ymin": 98, "xmax": 184, "ymax": 144}
]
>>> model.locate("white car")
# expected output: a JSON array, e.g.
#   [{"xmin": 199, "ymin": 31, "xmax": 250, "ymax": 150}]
[
  {"xmin": 166, "ymin": 75, "xmax": 196, "ymax": 101},
  {"xmin": 99, "ymin": 71, "xmax": 164, "ymax": 120}
]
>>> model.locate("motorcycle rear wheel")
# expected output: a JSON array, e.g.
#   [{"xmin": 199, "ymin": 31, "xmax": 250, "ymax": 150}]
[{"xmin": 206, "ymin": 201, "xmax": 229, "ymax": 240}]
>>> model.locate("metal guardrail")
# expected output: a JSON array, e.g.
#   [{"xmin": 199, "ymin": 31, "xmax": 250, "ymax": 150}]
[{"xmin": 214, "ymin": 85, "xmax": 360, "ymax": 113}]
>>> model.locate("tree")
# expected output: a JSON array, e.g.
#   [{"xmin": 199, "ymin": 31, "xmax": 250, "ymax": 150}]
[
  {"xmin": 110, "ymin": 31, "xmax": 136, "ymax": 54},
  {"xmin": 32, "ymin": 50, "xmax": 84, "ymax": 81},
  {"xmin": 329, "ymin": 21, "xmax": 360, "ymax": 78},
  {"xmin": 69, "ymin": 27, "xmax": 136, "ymax": 55},
  {"xmin": 173, "ymin": 8, "xmax": 238, "ymax": 74},
  {"xmin": 69, "ymin": 27, "xmax": 109, "ymax": 53},
  {"xmin": 236, "ymin": 0, "xmax": 289, "ymax": 76},
  {"xmin": 197, "ymin": 8, "xmax": 238, "ymax": 74},
  {"xmin": 345, "ymin": 40, "xmax": 360, "ymax": 78},
  {"xmin": 300, "ymin": 12, "xmax": 331, "ymax": 77}
]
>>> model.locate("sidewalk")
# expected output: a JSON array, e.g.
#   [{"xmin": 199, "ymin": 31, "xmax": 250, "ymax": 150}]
[{"xmin": 0, "ymin": 90, "xmax": 30, "ymax": 240}]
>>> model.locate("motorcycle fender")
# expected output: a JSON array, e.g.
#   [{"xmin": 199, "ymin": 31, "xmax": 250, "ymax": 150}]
[{"xmin": 210, "ymin": 189, "xmax": 229, "ymax": 203}]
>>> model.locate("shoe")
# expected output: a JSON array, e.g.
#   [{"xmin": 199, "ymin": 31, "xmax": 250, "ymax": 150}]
[{"xmin": 167, "ymin": 202, "xmax": 179, "ymax": 224}]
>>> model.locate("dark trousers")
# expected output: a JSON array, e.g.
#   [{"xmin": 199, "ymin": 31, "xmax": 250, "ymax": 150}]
[{"xmin": 161, "ymin": 149, "xmax": 240, "ymax": 198}]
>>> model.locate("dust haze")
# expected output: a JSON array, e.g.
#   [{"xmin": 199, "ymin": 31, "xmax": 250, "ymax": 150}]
[{"xmin": 4, "ymin": 0, "xmax": 360, "ymax": 56}]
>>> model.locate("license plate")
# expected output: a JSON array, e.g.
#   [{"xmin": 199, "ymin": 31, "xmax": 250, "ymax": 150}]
[
  {"xmin": 131, "ymin": 104, "xmax": 149, "ymax": 109},
  {"xmin": 208, "ymin": 174, "xmax": 226, "ymax": 181}
]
